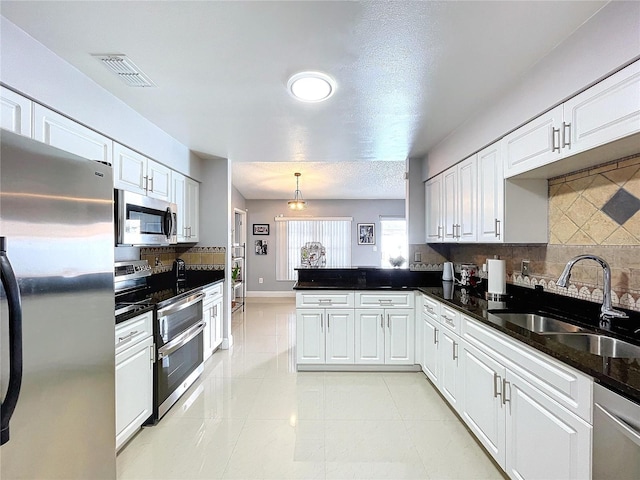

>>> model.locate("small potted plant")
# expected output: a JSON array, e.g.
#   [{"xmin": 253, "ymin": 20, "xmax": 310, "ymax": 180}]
[{"xmin": 232, "ymin": 264, "xmax": 240, "ymax": 284}]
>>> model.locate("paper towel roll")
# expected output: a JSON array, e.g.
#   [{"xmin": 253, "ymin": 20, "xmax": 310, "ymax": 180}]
[{"xmin": 487, "ymin": 259, "xmax": 506, "ymax": 294}]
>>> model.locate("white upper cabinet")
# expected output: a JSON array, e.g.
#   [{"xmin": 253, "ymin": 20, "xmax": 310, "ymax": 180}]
[
  {"xmin": 114, "ymin": 142, "xmax": 172, "ymax": 202},
  {"xmin": 502, "ymin": 105, "xmax": 563, "ymax": 178},
  {"xmin": 477, "ymin": 143, "xmax": 504, "ymax": 243},
  {"xmin": 146, "ymin": 160, "xmax": 172, "ymax": 202},
  {"xmin": 172, "ymin": 171, "xmax": 199, "ymax": 243},
  {"xmin": 425, "ymin": 156, "xmax": 477, "ymax": 243},
  {"xmin": 185, "ymin": 177, "xmax": 200, "ymax": 242},
  {"xmin": 457, "ymin": 156, "xmax": 477, "ymax": 242},
  {"xmin": 563, "ymin": 60, "xmax": 640, "ymax": 157},
  {"xmin": 425, "ymin": 175, "xmax": 443, "ymax": 243},
  {"xmin": 503, "ymin": 60, "xmax": 640, "ymax": 179},
  {"xmin": 1, "ymin": 87, "xmax": 32, "ymax": 137},
  {"xmin": 33, "ymin": 104, "xmax": 112, "ymax": 163},
  {"xmin": 442, "ymin": 168, "xmax": 457, "ymax": 242},
  {"xmin": 113, "ymin": 143, "xmax": 147, "ymax": 195}
]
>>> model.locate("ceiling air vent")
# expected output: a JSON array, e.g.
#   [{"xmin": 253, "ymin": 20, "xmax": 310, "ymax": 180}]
[{"xmin": 92, "ymin": 54, "xmax": 156, "ymax": 87}]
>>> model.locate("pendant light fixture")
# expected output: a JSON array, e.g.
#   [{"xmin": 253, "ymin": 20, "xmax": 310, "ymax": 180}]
[{"xmin": 287, "ymin": 172, "xmax": 307, "ymax": 210}]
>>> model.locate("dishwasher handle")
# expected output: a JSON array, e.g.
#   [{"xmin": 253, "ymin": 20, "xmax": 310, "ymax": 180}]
[{"xmin": 595, "ymin": 402, "xmax": 640, "ymax": 447}]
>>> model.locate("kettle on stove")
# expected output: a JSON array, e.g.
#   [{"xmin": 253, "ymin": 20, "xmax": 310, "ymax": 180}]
[{"xmin": 172, "ymin": 258, "xmax": 186, "ymax": 283}]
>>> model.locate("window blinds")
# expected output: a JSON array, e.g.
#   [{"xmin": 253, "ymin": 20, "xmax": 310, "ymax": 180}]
[{"xmin": 275, "ymin": 217, "xmax": 352, "ymax": 281}]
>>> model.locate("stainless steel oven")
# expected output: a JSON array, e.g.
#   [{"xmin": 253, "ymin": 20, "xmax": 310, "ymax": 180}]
[
  {"xmin": 116, "ymin": 189, "xmax": 177, "ymax": 246},
  {"xmin": 154, "ymin": 291, "xmax": 205, "ymax": 420}
]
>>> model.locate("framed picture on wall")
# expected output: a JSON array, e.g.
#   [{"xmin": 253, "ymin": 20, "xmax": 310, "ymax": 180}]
[
  {"xmin": 255, "ymin": 240, "xmax": 268, "ymax": 255},
  {"xmin": 253, "ymin": 224, "xmax": 269, "ymax": 235},
  {"xmin": 357, "ymin": 223, "xmax": 375, "ymax": 245}
]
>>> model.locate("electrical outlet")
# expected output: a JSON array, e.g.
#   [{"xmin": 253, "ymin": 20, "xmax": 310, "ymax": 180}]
[
  {"xmin": 258, "ymin": 277, "xmax": 263, "ymax": 284},
  {"xmin": 414, "ymin": 252, "xmax": 422, "ymax": 262},
  {"xmin": 522, "ymin": 260, "xmax": 530, "ymax": 277}
]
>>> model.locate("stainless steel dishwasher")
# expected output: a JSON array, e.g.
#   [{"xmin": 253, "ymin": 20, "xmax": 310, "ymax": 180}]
[{"xmin": 593, "ymin": 383, "xmax": 640, "ymax": 480}]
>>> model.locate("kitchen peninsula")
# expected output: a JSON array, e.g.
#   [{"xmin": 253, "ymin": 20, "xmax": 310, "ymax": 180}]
[{"xmin": 294, "ymin": 267, "xmax": 640, "ymax": 403}]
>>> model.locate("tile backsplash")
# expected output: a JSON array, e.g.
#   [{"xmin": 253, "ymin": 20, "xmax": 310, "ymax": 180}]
[
  {"xmin": 140, "ymin": 246, "xmax": 226, "ymax": 274},
  {"xmin": 549, "ymin": 153, "xmax": 640, "ymax": 245},
  {"xmin": 412, "ymin": 152, "xmax": 640, "ymax": 312}
]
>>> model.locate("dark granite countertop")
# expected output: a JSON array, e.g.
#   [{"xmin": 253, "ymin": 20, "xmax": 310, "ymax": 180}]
[
  {"xmin": 418, "ymin": 285, "xmax": 640, "ymax": 404},
  {"xmin": 116, "ymin": 269, "xmax": 225, "ymax": 318},
  {"xmin": 292, "ymin": 267, "xmax": 640, "ymax": 403}
]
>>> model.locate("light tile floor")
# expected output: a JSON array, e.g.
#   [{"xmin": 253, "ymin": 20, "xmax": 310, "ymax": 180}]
[{"xmin": 117, "ymin": 299, "xmax": 505, "ymax": 480}]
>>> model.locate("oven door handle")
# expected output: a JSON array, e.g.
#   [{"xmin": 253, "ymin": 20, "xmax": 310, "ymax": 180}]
[
  {"xmin": 157, "ymin": 292, "xmax": 205, "ymax": 318},
  {"xmin": 157, "ymin": 321, "xmax": 206, "ymax": 359}
]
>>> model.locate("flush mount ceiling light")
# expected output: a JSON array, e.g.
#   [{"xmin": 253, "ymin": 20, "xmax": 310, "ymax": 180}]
[
  {"xmin": 92, "ymin": 54, "xmax": 156, "ymax": 87},
  {"xmin": 287, "ymin": 71, "xmax": 335, "ymax": 102},
  {"xmin": 287, "ymin": 172, "xmax": 307, "ymax": 210}
]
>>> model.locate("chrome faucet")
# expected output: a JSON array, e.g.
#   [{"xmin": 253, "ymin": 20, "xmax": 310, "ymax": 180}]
[{"xmin": 557, "ymin": 255, "xmax": 628, "ymax": 320}]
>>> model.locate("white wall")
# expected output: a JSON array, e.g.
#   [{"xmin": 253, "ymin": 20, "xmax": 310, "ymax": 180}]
[
  {"xmin": 245, "ymin": 199, "xmax": 405, "ymax": 293},
  {"xmin": 0, "ymin": 16, "xmax": 202, "ymax": 180},
  {"xmin": 423, "ymin": 1, "xmax": 640, "ymax": 180},
  {"xmin": 406, "ymin": 157, "xmax": 425, "ymax": 244}
]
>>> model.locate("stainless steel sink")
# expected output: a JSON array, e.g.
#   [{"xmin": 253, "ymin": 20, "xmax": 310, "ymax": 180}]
[
  {"xmin": 541, "ymin": 333, "xmax": 640, "ymax": 358},
  {"xmin": 488, "ymin": 312, "xmax": 588, "ymax": 333}
]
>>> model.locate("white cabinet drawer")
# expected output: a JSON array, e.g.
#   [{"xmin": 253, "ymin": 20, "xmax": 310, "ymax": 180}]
[
  {"xmin": 115, "ymin": 311, "xmax": 153, "ymax": 355},
  {"xmin": 355, "ymin": 291, "xmax": 415, "ymax": 308},
  {"xmin": 296, "ymin": 291, "xmax": 355, "ymax": 308},
  {"xmin": 422, "ymin": 295, "xmax": 440, "ymax": 321},
  {"xmin": 439, "ymin": 303, "xmax": 461, "ymax": 334},
  {"xmin": 463, "ymin": 317, "xmax": 592, "ymax": 422},
  {"xmin": 203, "ymin": 282, "xmax": 223, "ymax": 299}
]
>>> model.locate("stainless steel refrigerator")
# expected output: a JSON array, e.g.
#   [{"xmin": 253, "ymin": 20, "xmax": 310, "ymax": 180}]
[{"xmin": 1, "ymin": 131, "xmax": 116, "ymax": 479}]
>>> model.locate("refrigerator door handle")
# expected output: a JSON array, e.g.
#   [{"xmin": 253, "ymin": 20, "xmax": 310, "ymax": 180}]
[{"xmin": 0, "ymin": 237, "xmax": 24, "ymax": 445}]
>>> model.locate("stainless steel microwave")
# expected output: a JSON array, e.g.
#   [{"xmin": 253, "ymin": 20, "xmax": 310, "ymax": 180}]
[{"xmin": 116, "ymin": 190, "xmax": 177, "ymax": 246}]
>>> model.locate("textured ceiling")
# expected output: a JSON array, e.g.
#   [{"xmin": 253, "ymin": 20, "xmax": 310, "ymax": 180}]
[
  {"xmin": 1, "ymin": 1, "xmax": 607, "ymax": 199},
  {"xmin": 233, "ymin": 161, "xmax": 406, "ymax": 200}
]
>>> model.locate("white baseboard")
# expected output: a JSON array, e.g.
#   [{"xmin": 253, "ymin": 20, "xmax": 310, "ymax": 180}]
[{"xmin": 246, "ymin": 290, "xmax": 296, "ymax": 298}]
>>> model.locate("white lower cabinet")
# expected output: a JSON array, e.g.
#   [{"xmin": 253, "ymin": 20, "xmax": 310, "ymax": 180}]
[
  {"xmin": 505, "ymin": 370, "xmax": 591, "ymax": 480},
  {"xmin": 295, "ymin": 291, "xmax": 415, "ymax": 368},
  {"xmin": 115, "ymin": 312, "xmax": 154, "ymax": 451},
  {"xmin": 422, "ymin": 293, "xmax": 593, "ymax": 480},
  {"xmin": 296, "ymin": 308, "xmax": 355, "ymax": 364},
  {"xmin": 203, "ymin": 283, "xmax": 224, "ymax": 361},
  {"xmin": 438, "ymin": 327, "xmax": 464, "ymax": 413},
  {"xmin": 354, "ymin": 308, "xmax": 414, "ymax": 365}
]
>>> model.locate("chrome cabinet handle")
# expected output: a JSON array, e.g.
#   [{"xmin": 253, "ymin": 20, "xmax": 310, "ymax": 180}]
[
  {"xmin": 327, "ymin": 315, "xmax": 330, "ymax": 332},
  {"xmin": 148, "ymin": 175, "xmax": 154, "ymax": 192},
  {"xmin": 387, "ymin": 314, "xmax": 391, "ymax": 332},
  {"xmin": 493, "ymin": 373, "xmax": 502, "ymax": 400},
  {"xmin": 379, "ymin": 299, "xmax": 393, "ymax": 305},
  {"xmin": 188, "ymin": 226, "xmax": 192, "ymax": 238},
  {"xmin": 562, "ymin": 122, "xmax": 571, "ymax": 149},
  {"xmin": 319, "ymin": 299, "xmax": 332, "ymax": 305},
  {"xmin": 442, "ymin": 314, "xmax": 454, "ymax": 325},
  {"xmin": 452, "ymin": 341, "xmax": 458, "ymax": 360},
  {"xmin": 437, "ymin": 225, "xmax": 443, "ymax": 239},
  {"xmin": 494, "ymin": 218, "xmax": 501, "ymax": 238},
  {"xmin": 380, "ymin": 314, "xmax": 384, "ymax": 329},
  {"xmin": 502, "ymin": 378, "xmax": 511, "ymax": 405},
  {"xmin": 552, "ymin": 127, "xmax": 561, "ymax": 153},
  {"xmin": 150, "ymin": 345, "xmax": 155, "ymax": 365},
  {"xmin": 320, "ymin": 314, "xmax": 323, "ymax": 332},
  {"xmin": 433, "ymin": 327, "xmax": 438, "ymax": 345},
  {"xmin": 143, "ymin": 175, "xmax": 149, "ymax": 191},
  {"xmin": 118, "ymin": 330, "xmax": 139, "ymax": 343}
]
